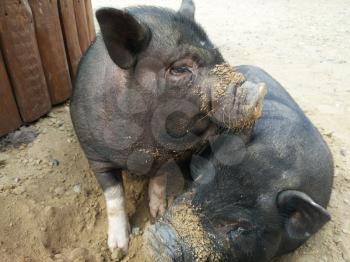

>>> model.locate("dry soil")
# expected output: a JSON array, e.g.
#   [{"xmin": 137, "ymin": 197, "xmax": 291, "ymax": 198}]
[{"xmin": 0, "ymin": 0, "xmax": 349, "ymax": 261}]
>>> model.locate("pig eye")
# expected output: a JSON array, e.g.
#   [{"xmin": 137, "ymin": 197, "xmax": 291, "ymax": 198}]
[
  {"xmin": 228, "ymin": 226, "xmax": 248, "ymax": 240},
  {"xmin": 228, "ymin": 227, "xmax": 245, "ymax": 240},
  {"xmin": 166, "ymin": 59, "xmax": 196, "ymax": 86},
  {"xmin": 170, "ymin": 66, "xmax": 192, "ymax": 75},
  {"xmin": 227, "ymin": 222, "xmax": 253, "ymax": 240}
]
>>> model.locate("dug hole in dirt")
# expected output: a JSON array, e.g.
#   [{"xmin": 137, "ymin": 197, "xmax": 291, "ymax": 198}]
[{"xmin": 0, "ymin": 105, "xmax": 154, "ymax": 262}]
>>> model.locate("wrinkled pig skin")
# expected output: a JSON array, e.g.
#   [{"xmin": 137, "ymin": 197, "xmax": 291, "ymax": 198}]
[
  {"xmin": 70, "ymin": 0, "xmax": 265, "ymax": 252},
  {"xmin": 145, "ymin": 65, "xmax": 334, "ymax": 262}
]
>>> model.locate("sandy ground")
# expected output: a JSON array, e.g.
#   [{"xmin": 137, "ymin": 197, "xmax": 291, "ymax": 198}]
[{"xmin": 0, "ymin": 0, "xmax": 349, "ymax": 261}]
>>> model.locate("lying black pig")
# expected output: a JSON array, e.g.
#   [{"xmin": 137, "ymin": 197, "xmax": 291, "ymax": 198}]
[
  {"xmin": 70, "ymin": 0, "xmax": 265, "ymax": 252},
  {"xmin": 145, "ymin": 65, "xmax": 334, "ymax": 262}
]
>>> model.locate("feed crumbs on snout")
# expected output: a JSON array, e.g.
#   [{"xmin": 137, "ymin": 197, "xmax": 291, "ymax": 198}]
[
  {"xmin": 169, "ymin": 204, "xmax": 222, "ymax": 262},
  {"xmin": 209, "ymin": 63, "xmax": 266, "ymax": 130},
  {"xmin": 210, "ymin": 63, "xmax": 246, "ymax": 98}
]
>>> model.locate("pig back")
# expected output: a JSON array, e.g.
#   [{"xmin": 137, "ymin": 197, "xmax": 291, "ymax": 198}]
[{"xmin": 235, "ymin": 65, "xmax": 333, "ymax": 207}]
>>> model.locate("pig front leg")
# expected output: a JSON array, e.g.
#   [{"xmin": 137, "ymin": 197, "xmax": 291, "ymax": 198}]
[
  {"xmin": 148, "ymin": 173, "xmax": 167, "ymax": 218},
  {"xmin": 95, "ymin": 170, "xmax": 130, "ymax": 252}
]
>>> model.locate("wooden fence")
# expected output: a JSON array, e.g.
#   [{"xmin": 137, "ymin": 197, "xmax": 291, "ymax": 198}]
[{"xmin": 0, "ymin": 0, "xmax": 96, "ymax": 137}]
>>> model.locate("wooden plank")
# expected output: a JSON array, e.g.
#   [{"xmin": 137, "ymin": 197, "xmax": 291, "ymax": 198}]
[
  {"xmin": 84, "ymin": 0, "xmax": 96, "ymax": 42},
  {"xmin": 0, "ymin": 49, "xmax": 22, "ymax": 137},
  {"xmin": 58, "ymin": 0, "xmax": 82, "ymax": 78},
  {"xmin": 29, "ymin": 0, "xmax": 72, "ymax": 105},
  {"xmin": 0, "ymin": 0, "xmax": 51, "ymax": 123},
  {"xmin": 73, "ymin": 0, "xmax": 90, "ymax": 53}
]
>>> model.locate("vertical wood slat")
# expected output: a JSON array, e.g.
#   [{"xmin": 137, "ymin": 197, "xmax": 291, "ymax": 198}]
[
  {"xmin": 29, "ymin": 0, "xmax": 72, "ymax": 105},
  {"xmin": 58, "ymin": 0, "xmax": 82, "ymax": 78},
  {"xmin": 84, "ymin": 0, "xmax": 96, "ymax": 42},
  {"xmin": 73, "ymin": 0, "xmax": 90, "ymax": 53},
  {"xmin": 0, "ymin": 0, "xmax": 51, "ymax": 123},
  {"xmin": 0, "ymin": 49, "xmax": 22, "ymax": 137}
]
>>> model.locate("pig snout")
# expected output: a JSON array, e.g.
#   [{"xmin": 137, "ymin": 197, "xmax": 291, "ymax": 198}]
[
  {"xmin": 205, "ymin": 63, "xmax": 266, "ymax": 129},
  {"xmin": 232, "ymin": 81, "xmax": 266, "ymax": 120},
  {"xmin": 210, "ymin": 81, "xmax": 266, "ymax": 129},
  {"xmin": 144, "ymin": 222, "xmax": 183, "ymax": 261},
  {"xmin": 144, "ymin": 198, "xmax": 223, "ymax": 262}
]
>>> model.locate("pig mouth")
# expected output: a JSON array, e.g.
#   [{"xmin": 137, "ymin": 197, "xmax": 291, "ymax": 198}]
[{"xmin": 165, "ymin": 112, "xmax": 212, "ymax": 138}]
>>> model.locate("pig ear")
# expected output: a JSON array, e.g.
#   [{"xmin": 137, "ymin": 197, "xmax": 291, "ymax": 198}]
[
  {"xmin": 277, "ymin": 190, "xmax": 331, "ymax": 240},
  {"xmin": 179, "ymin": 0, "xmax": 196, "ymax": 20},
  {"xmin": 96, "ymin": 8, "xmax": 152, "ymax": 69}
]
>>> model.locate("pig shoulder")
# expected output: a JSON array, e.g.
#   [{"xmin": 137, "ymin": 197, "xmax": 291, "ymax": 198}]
[{"xmin": 70, "ymin": 35, "xmax": 127, "ymax": 165}]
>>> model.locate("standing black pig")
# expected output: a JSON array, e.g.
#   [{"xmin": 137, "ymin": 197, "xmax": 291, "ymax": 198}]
[
  {"xmin": 70, "ymin": 0, "xmax": 265, "ymax": 252},
  {"xmin": 145, "ymin": 65, "xmax": 334, "ymax": 262}
]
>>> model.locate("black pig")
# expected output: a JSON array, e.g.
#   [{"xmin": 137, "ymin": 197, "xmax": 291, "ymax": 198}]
[
  {"xmin": 70, "ymin": 0, "xmax": 265, "ymax": 252},
  {"xmin": 145, "ymin": 65, "xmax": 334, "ymax": 262}
]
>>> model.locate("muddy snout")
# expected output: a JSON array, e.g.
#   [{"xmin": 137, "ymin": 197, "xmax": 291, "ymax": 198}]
[
  {"xmin": 234, "ymin": 81, "xmax": 266, "ymax": 119},
  {"xmin": 207, "ymin": 64, "xmax": 266, "ymax": 129},
  {"xmin": 144, "ymin": 222, "xmax": 183, "ymax": 261},
  {"xmin": 144, "ymin": 198, "xmax": 223, "ymax": 262},
  {"xmin": 211, "ymin": 80, "xmax": 266, "ymax": 129}
]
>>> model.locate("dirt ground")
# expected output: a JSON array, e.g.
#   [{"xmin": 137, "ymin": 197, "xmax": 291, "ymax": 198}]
[{"xmin": 0, "ymin": 0, "xmax": 349, "ymax": 261}]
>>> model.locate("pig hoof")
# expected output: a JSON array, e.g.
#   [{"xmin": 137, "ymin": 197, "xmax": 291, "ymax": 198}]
[
  {"xmin": 108, "ymin": 230, "xmax": 129, "ymax": 253},
  {"xmin": 107, "ymin": 220, "xmax": 130, "ymax": 252},
  {"xmin": 148, "ymin": 174, "xmax": 167, "ymax": 218},
  {"xmin": 149, "ymin": 198, "xmax": 167, "ymax": 218}
]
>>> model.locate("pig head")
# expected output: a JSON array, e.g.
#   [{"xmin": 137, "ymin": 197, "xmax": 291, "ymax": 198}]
[{"xmin": 73, "ymin": 2, "xmax": 266, "ymax": 165}]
